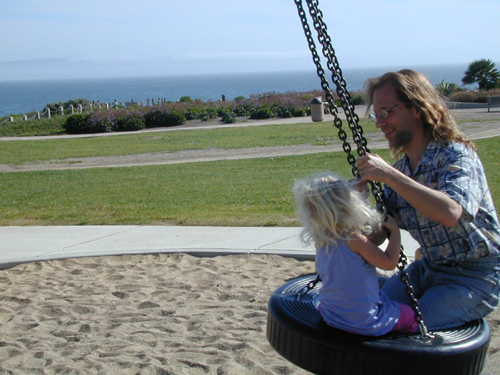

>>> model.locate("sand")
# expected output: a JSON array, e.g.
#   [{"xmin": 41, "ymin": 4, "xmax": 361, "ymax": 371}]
[
  {"xmin": 1, "ymin": 253, "xmax": 499, "ymax": 375},
  {"xmin": 0, "ymin": 253, "xmax": 316, "ymax": 374}
]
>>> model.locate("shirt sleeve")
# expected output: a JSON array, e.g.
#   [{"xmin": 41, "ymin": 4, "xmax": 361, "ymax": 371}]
[{"xmin": 436, "ymin": 145, "xmax": 482, "ymax": 222}]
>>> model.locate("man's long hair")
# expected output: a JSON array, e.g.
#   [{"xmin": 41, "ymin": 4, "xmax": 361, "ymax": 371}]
[{"xmin": 365, "ymin": 69, "xmax": 474, "ymax": 157}]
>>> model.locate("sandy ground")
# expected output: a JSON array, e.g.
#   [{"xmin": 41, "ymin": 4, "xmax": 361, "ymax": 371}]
[
  {"xmin": 0, "ymin": 253, "xmax": 499, "ymax": 374},
  {"xmin": 0, "ymin": 254, "xmax": 317, "ymax": 374}
]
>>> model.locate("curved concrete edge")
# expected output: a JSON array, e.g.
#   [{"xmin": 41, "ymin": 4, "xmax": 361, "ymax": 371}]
[{"xmin": 0, "ymin": 225, "xmax": 418, "ymax": 270}]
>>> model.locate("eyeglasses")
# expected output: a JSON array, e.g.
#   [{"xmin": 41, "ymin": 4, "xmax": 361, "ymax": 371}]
[{"xmin": 368, "ymin": 103, "xmax": 400, "ymax": 123}]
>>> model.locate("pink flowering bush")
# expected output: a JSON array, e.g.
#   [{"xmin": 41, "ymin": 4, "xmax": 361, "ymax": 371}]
[{"xmin": 62, "ymin": 90, "xmax": 331, "ymax": 134}]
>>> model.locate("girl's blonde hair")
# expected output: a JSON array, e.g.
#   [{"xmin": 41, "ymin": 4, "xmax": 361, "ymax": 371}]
[{"xmin": 294, "ymin": 172, "xmax": 382, "ymax": 248}]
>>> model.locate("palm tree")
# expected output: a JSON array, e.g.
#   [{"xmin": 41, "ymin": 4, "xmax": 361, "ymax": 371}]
[{"xmin": 462, "ymin": 59, "xmax": 500, "ymax": 90}]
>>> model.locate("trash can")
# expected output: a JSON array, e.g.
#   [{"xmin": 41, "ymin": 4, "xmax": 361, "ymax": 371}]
[{"xmin": 311, "ymin": 97, "xmax": 324, "ymax": 122}]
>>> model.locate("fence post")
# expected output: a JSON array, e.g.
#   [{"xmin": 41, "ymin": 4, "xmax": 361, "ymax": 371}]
[
  {"xmin": 147, "ymin": 98, "xmax": 150, "ymax": 106},
  {"xmin": 44, "ymin": 108, "xmax": 51, "ymax": 118},
  {"xmin": 68, "ymin": 105, "xmax": 74, "ymax": 114},
  {"xmin": 22, "ymin": 115, "xmax": 27, "ymax": 121},
  {"xmin": 36, "ymin": 112, "xmax": 40, "ymax": 119},
  {"xmin": 141, "ymin": 100, "xmax": 144, "ymax": 107},
  {"xmin": 57, "ymin": 106, "xmax": 64, "ymax": 115},
  {"xmin": 8, "ymin": 117, "xmax": 13, "ymax": 122},
  {"xmin": 77, "ymin": 104, "xmax": 83, "ymax": 112}
]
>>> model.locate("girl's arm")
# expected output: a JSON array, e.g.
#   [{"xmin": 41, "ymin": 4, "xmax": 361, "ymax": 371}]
[
  {"xmin": 365, "ymin": 227, "xmax": 388, "ymax": 246},
  {"xmin": 347, "ymin": 216, "xmax": 401, "ymax": 271},
  {"xmin": 349, "ymin": 177, "xmax": 388, "ymax": 246}
]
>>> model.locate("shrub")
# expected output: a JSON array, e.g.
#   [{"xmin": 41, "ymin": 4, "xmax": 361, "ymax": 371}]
[
  {"xmin": 485, "ymin": 88, "xmax": 500, "ymax": 97},
  {"xmin": 63, "ymin": 114, "xmax": 91, "ymax": 134},
  {"xmin": 221, "ymin": 112, "xmax": 237, "ymax": 124},
  {"xmin": 201, "ymin": 107, "xmax": 218, "ymax": 120},
  {"xmin": 88, "ymin": 111, "xmax": 115, "ymax": 133},
  {"xmin": 65, "ymin": 98, "xmax": 91, "ymax": 109},
  {"xmin": 232, "ymin": 103, "xmax": 252, "ymax": 117},
  {"xmin": 115, "ymin": 112, "xmax": 145, "ymax": 131},
  {"xmin": 250, "ymin": 107, "xmax": 275, "ymax": 120},
  {"xmin": 185, "ymin": 107, "xmax": 203, "ymax": 120},
  {"xmin": 144, "ymin": 110, "xmax": 186, "ymax": 128},
  {"xmin": 179, "ymin": 96, "xmax": 193, "ymax": 103},
  {"xmin": 350, "ymin": 92, "xmax": 365, "ymax": 105},
  {"xmin": 448, "ymin": 90, "xmax": 486, "ymax": 103},
  {"xmin": 447, "ymin": 88, "xmax": 500, "ymax": 103},
  {"xmin": 167, "ymin": 111, "xmax": 187, "ymax": 126},
  {"xmin": 293, "ymin": 108, "xmax": 308, "ymax": 117}
]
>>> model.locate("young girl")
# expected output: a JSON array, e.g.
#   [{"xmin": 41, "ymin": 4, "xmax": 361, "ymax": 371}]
[{"xmin": 294, "ymin": 172, "xmax": 417, "ymax": 335}]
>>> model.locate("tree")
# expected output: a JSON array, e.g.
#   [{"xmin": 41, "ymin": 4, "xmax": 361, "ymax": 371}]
[{"xmin": 462, "ymin": 59, "xmax": 500, "ymax": 90}]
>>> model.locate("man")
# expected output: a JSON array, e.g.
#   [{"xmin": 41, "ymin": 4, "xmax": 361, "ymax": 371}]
[{"xmin": 357, "ymin": 69, "xmax": 500, "ymax": 330}]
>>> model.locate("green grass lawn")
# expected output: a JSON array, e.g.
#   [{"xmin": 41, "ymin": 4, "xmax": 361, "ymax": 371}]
[
  {"xmin": 0, "ymin": 152, "xmax": 360, "ymax": 226},
  {"xmin": 0, "ymin": 124, "xmax": 498, "ymax": 227},
  {"xmin": 0, "ymin": 119, "xmax": 377, "ymax": 165}
]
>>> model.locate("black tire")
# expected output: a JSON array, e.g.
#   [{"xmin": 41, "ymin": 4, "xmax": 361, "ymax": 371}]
[{"xmin": 267, "ymin": 275, "xmax": 490, "ymax": 375}]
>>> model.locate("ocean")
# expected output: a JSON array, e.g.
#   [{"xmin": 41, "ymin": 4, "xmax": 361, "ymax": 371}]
[{"xmin": 0, "ymin": 63, "xmax": 474, "ymax": 117}]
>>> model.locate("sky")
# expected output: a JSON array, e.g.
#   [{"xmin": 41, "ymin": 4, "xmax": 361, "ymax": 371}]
[{"xmin": 1, "ymin": 0, "xmax": 500, "ymax": 81}]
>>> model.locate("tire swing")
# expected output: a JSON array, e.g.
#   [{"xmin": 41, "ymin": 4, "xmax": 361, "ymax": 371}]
[{"xmin": 266, "ymin": 1, "xmax": 491, "ymax": 374}]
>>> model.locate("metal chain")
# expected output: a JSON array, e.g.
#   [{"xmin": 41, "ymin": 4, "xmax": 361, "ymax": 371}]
[
  {"xmin": 296, "ymin": 275, "xmax": 322, "ymax": 301},
  {"xmin": 294, "ymin": 0, "xmax": 358, "ymax": 178},
  {"xmin": 295, "ymin": 0, "xmax": 387, "ymax": 214},
  {"xmin": 397, "ymin": 253, "xmax": 430, "ymax": 337},
  {"xmin": 294, "ymin": 0, "xmax": 430, "ymax": 338}
]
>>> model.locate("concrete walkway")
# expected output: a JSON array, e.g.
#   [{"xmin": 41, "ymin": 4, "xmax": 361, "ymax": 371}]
[
  {"xmin": 0, "ymin": 105, "xmax": 494, "ymax": 268},
  {"xmin": 0, "ymin": 225, "xmax": 419, "ymax": 269}
]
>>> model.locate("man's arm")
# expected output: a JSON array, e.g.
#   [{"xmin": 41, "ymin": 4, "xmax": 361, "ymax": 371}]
[{"xmin": 357, "ymin": 153, "xmax": 463, "ymax": 227}]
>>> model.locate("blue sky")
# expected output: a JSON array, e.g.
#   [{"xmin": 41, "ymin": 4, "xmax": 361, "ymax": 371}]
[{"xmin": 1, "ymin": 0, "xmax": 499, "ymax": 80}]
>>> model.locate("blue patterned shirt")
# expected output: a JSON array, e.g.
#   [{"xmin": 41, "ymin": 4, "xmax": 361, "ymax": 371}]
[{"xmin": 385, "ymin": 140, "xmax": 500, "ymax": 265}]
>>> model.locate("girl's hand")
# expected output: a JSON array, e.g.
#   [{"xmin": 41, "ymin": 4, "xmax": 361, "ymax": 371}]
[
  {"xmin": 349, "ymin": 178, "xmax": 369, "ymax": 198},
  {"xmin": 382, "ymin": 215, "xmax": 399, "ymax": 233}
]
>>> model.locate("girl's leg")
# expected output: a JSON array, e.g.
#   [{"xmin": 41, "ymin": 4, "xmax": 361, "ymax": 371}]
[{"xmin": 390, "ymin": 303, "xmax": 418, "ymax": 333}]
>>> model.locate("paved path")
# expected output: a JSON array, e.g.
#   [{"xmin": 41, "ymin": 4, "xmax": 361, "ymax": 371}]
[
  {"xmin": 0, "ymin": 106, "xmax": 497, "ymax": 267},
  {"xmin": 0, "ymin": 225, "xmax": 419, "ymax": 269},
  {"xmin": 2, "ymin": 107, "xmax": 500, "ymax": 172}
]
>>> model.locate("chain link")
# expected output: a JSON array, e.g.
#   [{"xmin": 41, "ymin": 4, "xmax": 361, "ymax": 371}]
[
  {"xmin": 294, "ymin": 0, "xmax": 358, "ymax": 178},
  {"xmin": 296, "ymin": 275, "xmax": 322, "ymax": 301},
  {"xmin": 294, "ymin": 0, "xmax": 430, "ymax": 338}
]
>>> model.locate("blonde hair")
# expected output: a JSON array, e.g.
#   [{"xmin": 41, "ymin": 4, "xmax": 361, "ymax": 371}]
[
  {"xmin": 365, "ymin": 69, "xmax": 474, "ymax": 157},
  {"xmin": 294, "ymin": 172, "xmax": 382, "ymax": 249}
]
